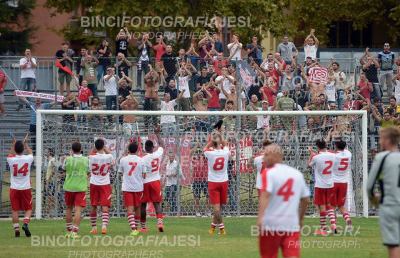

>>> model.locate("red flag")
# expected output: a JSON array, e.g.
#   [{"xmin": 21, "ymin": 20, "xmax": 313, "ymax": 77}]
[{"xmin": 55, "ymin": 59, "xmax": 73, "ymax": 75}]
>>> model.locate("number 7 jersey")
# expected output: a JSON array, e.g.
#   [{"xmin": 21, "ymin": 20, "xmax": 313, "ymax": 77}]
[
  {"xmin": 7, "ymin": 154, "xmax": 34, "ymax": 190},
  {"xmin": 204, "ymin": 146, "xmax": 230, "ymax": 182},
  {"xmin": 309, "ymin": 151, "xmax": 336, "ymax": 188},
  {"xmin": 89, "ymin": 153, "xmax": 114, "ymax": 185}
]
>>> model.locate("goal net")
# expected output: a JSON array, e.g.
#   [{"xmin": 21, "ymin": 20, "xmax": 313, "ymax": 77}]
[{"xmin": 34, "ymin": 110, "xmax": 368, "ymax": 219}]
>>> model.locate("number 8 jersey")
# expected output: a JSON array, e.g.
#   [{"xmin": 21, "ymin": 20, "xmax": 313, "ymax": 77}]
[
  {"xmin": 308, "ymin": 151, "xmax": 336, "ymax": 188},
  {"xmin": 7, "ymin": 154, "xmax": 34, "ymax": 190},
  {"xmin": 89, "ymin": 153, "xmax": 114, "ymax": 185},
  {"xmin": 204, "ymin": 146, "xmax": 230, "ymax": 182}
]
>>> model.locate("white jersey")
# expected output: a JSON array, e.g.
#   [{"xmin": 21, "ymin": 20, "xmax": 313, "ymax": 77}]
[
  {"xmin": 254, "ymin": 155, "xmax": 264, "ymax": 189},
  {"xmin": 142, "ymin": 147, "xmax": 164, "ymax": 184},
  {"xmin": 204, "ymin": 146, "xmax": 230, "ymax": 182},
  {"xmin": 309, "ymin": 151, "xmax": 336, "ymax": 188},
  {"xmin": 333, "ymin": 150, "xmax": 352, "ymax": 183},
  {"xmin": 119, "ymin": 154, "xmax": 144, "ymax": 192},
  {"xmin": 89, "ymin": 153, "xmax": 114, "ymax": 185},
  {"xmin": 261, "ymin": 164, "xmax": 310, "ymax": 232},
  {"xmin": 7, "ymin": 154, "xmax": 34, "ymax": 190}
]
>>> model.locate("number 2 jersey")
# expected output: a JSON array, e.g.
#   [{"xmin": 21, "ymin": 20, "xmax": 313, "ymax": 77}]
[
  {"xmin": 309, "ymin": 151, "xmax": 336, "ymax": 189},
  {"xmin": 7, "ymin": 154, "xmax": 34, "ymax": 190},
  {"xmin": 118, "ymin": 154, "xmax": 143, "ymax": 192},
  {"xmin": 261, "ymin": 163, "xmax": 310, "ymax": 232},
  {"xmin": 142, "ymin": 147, "xmax": 164, "ymax": 184},
  {"xmin": 89, "ymin": 153, "xmax": 114, "ymax": 185},
  {"xmin": 332, "ymin": 150, "xmax": 352, "ymax": 183},
  {"xmin": 204, "ymin": 146, "xmax": 230, "ymax": 183}
]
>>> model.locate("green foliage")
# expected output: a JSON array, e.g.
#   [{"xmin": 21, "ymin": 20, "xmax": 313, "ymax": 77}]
[{"xmin": 0, "ymin": 0, "xmax": 36, "ymax": 55}]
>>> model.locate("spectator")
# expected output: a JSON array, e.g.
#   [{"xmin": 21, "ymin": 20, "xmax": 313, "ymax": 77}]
[
  {"xmin": 276, "ymin": 90, "xmax": 295, "ymax": 130},
  {"xmin": 277, "ymin": 35, "xmax": 298, "ymax": 64},
  {"xmin": 0, "ymin": 69, "xmax": 7, "ymax": 116},
  {"xmin": 357, "ymin": 72, "xmax": 373, "ymax": 103},
  {"xmin": 256, "ymin": 100, "xmax": 271, "ymax": 132},
  {"xmin": 378, "ymin": 43, "xmax": 395, "ymax": 97},
  {"xmin": 82, "ymin": 55, "xmax": 98, "ymax": 96},
  {"xmin": 165, "ymin": 79, "xmax": 179, "ymax": 100},
  {"xmin": 198, "ymin": 33, "xmax": 213, "ymax": 66},
  {"xmin": 212, "ymin": 52, "xmax": 229, "ymax": 76},
  {"xmin": 304, "ymin": 29, "xmax": 319, "ymax": 61},
  {"xmin": 143, "ymin": 69, "xmax": 160, "ymax": 128},
  {"xmin": 17, "ymin": 49, "xmax": 37, "ymax": 111},
  {"xmin": 393, "ymin": 69, "xmax": 400, "ymax": 104},
  {"xmin": 88, "ymin": 96, "xmax": 104, "ymax": 127},
  {"xmin": 160, "ymin": 90, "xmax": 184, "ymax": 137},
  {"xmin": 372, "ymin": 110, "xmax": 398, "ymax": 128},
  {"xmin": 246, "ymin": 94, "xmax": 261, "ymax": 131},
  {"xmin": 330, "ymin": 61, "xmax": 347, "ymax": 109},
  {"xmin": 120, "ymin": 94, "xmax": 139, "ymax": 137},
  {"xmin": 103, "ymin": 67, "xmax": 119, "ymax": 122},
  {"xmin": 370, "ymin": 97, "xmax": 384, "ymax": 133},
  {"xmin": 205, "ymin": 82, "xmax": 221, "ymax": 125},
  {"xmin": 115, "ymin": 27, "xmax": 131, "ymax": 56},
  {"xmin": 97, "ymin": 39, "xmax": 112, "ymax": 83},
  {"xmin": 165, "ymin": 153, "xmax": 180, "ymax": 215},
  {"xmin": 118, "ymin": 71, "xmax": 133, "ymax": 99},
  {"xmin": 153, "ymin": 35, "xmax": 166, "ymax": 62},
  {"xmin": 223, "ymin": 100, "xmax": 236, "ymax": 131},
  {"xmin": 385, "ymin": 96, "xmax": 398, "ymax": 117},
  {"xmin": 154, "ymin": 62, "xmax": 167, "ymax": 87},
  {"xmin": 280, "ymin": 64, "xmax": 295, "ymax": 92},
  {"xmin": 212, "ymin": 33, "xmax": 224, "ymax": 54},
  {"xmin": 186, "ymin": 40, "xmax": 200, "ymax": 68},
  {"xmin": 219, "ymin": 83, "xmax": 246, "ymax": 110},
  {"xmin": 260, "ymin": 76, "xmax": 278, "ymax": 107},
  {"xmin": 191, "ymin": 145, "xmax": 209, "ymax": 217},
  {"xmin": 227, "ymin": 34, "xmax": 242, "ymax": 62},
  {"xmin": 137, "ymin": 33, "xmax": 152, "ymax": 89},
  {"xmin": 246, "ymin": 36, "xmax": 262, "ymax": 65},
  {"xmin": 161, "ymin": 45, "xmax": 177, "ymax": 83},
  {"xmin": 115, "ymin": 52, "xmax": 132, "ymax": 79},
  {"xmin": 76, "ymin": 48, "xmax": 87, "ymax": 85},
  {"xmin": 177, "ymin": 64, "xmax": 192, "ymax": 112},
  {"xmin": 291, "ymin": 83, "xmax": 310, "ymax": 108},
  {"xmin": 325, "ymin": 72, "xmax": 337, "ymax": 105},
  {"xmin": 61, "ymin": 92, "xmax": 78, "ymax": 131},
  {"xmin": 361, "ymin": 48, "xmax": 381, "ymax": 100},
  {"xmin": 193, "ymin": 86, "xmax": 211, "ymax": 132},
  {"xmin": 196, "ymin": 66, "xmax": 212, "ymax": 91},
  {"xmin": 215, "ymin": 67, "xmax": 235, "ymax": 110},
  {"xmin": 77, "ymin": 80, "xmax": 92, "ymax": 110},
  {"xmin": 55, "ymin": 42, "xmax": 74, "ymax": 96}
]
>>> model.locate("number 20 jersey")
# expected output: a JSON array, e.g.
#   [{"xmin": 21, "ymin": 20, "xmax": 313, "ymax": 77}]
[
  {"xmin": 89, "ymin": 153, "xmax": 114, "ymax": 185},
  {"xmin": 309, "ymin": 151, "xmax": 336, "ymax": 188},
  {"xmin": 204, "ymin": 147, "xmax": 230, "ymax": 183}
]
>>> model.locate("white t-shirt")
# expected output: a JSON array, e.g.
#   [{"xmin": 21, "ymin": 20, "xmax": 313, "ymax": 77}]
[
  {"xmin": 304, "ymin": 45, "xmax": 317, "ymax": 61},
  {"xmin": 309, "ymin": 151, "xmax": 336, "ymax": 188},
  {"xmin": 142, "ymin": 147, "xmax": 164, "ymax": 183},
  {"xmin": 215, "ymin": 75, "xmax": 234, "ymax": 99},
  {"xmin": 19, "ymin": 57, "xmax": 37, "ymax": 79},
  {"xmin": 394, "ymin": 80, "xmax": 400, "ymax": 104},
  {"xmin": 325, "ymin": 81, "xmax": 336, "ymax": 102},
  {"xmin": 160, "ymin": 100, "xmax": 177, "ymax": 124},
  {"xmin": 119, "ymin": 154, "xmax": 143, "ymax": 192},
  {"xmin": 332, "ymin": 150, "xmax": 352, "ymax": 184},
  {"xmin": 257, "ymin": 107, "xmax": 272, "ymax": 129},
  {"xmin": 103, "ymin": 75, "xmax": 118, "ymax": 96},
  {"xmin": 7, "ymin": 154, "xmax": 34, "ymax": 190},
  {"xmin": 178, "ymin": 76, "xmax": 191, "ymax": 98},
  {"xmin": 204, "ymin": 146, "xmax": 230, "ymax": 182},
  {"xmin": 227, "ymin": 42, "xmax": 242, "ymax": 61},
  {"xmin": 165, "ymin": 160, "xmax": 180, "ymax": 186},
  {"xmin": 89, "ymin": 153, "xmax": 114, "ymax": 185},
  {"xmin": 261, "ymin": 163, "xmax": 310, "ymax": 232},
  {"xmin": 254, "ymin": 155, "xmax": 264, "ymax": 189}
]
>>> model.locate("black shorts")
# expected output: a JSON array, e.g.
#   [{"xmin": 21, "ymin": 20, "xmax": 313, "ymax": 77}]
[{"xmin": 192, "ymin": 180, "xmax": 208, "ymax": 199}]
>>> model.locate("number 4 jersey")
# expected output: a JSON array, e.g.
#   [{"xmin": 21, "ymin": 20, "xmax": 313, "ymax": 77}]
[
  {"xmin": 89, "ymin": 153, "xmax": 114, "ymax": 185},
  {"xmin": 333, "ymin": 150, "xmax": 352, "ymax": 183},
  {"xmin": 309, "ymin": 151, "xmax": 336, "ymax": 188},
  {"xmin": 142, "ymin": 147, "xmax": 164, "ymax": 184},
  {"xmin": 7, "ymin": 154, "xmax": 34, "ymax": 190},
  {"xmin": 204, "ymin": 146, "xmax": 230, "ymax": 182}
]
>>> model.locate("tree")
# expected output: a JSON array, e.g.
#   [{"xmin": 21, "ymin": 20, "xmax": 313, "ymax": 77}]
[{"xmin": 0, "ymin": 0, "xmax": 36, "ymax": 55}]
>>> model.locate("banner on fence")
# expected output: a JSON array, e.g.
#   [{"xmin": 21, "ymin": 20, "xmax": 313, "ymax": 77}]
[
  {"xmin": 236, "ymin": 60, "xmax": 256, "ymax": 89},
  {"xmin": 15, "ymin": 90, "xmax": 64, "ymax": 102}
]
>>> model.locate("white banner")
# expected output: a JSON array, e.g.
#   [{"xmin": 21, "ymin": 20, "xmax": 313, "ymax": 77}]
[{"xmin": 15, "ymin": 90, "xmax": 64, "ymax": 103}]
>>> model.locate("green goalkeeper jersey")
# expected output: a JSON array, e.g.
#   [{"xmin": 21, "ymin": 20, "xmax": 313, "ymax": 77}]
[{"xmin": 63, "ymin": 154, "xmax": 89, "ymax": 192}]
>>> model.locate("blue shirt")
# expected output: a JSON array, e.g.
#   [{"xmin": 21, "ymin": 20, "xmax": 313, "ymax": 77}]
[{"xmin": 30, "ymin": 103, "xmax": 52, "ymax": 125}]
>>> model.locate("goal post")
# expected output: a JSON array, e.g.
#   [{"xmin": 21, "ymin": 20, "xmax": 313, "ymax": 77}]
[{"xmin": 35, "ymin": 109, "xmax": 369, "ymax": 219}]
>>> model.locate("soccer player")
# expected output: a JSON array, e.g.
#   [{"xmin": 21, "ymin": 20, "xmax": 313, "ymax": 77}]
[
  {"xmin": 258, "ymin": 144, "xmax": 309, "ymax": 258},
  {"xmin": 204, "ymin": 132, "xmax": 230, "ymax": 235},
  {"xmin": 7, "ymin": 135, "xmax": 33, "ymax": 237},
  {"xmin": 118, "ymin": 141, "xmax": 143, "ymax": 236},
  {"xmin": 141, "ymin": 131, "xmax": 164, "ymax": 232},
  {"xmin": 63, "ymin": 142, "xmax": 89, "ymax": 239},
  {"xmin": 368, "ymin": 127, "xmax": 400, "ymax": 258},
  {"xmin": 308, "ymin": 139, "xmax": 336, "ymax": 236},
  {"xmin": 88, "ymin": 138, "xmax": 114, "ymax": 235},
  {"xmin": 330, "ymin": 139, "xmax": 353, "ymax": 231},
  {"xmin": 254, "ymin": 140, "xmax": 273, "ymax": 195}
]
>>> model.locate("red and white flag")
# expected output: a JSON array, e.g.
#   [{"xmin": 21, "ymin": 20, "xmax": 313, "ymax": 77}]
[{"xmin": 309, "ymin": 67, "xmax": 328, "ymax": 84}]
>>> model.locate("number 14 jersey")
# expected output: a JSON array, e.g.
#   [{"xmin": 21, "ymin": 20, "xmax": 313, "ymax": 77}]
[{"xmin": 204, "ymin": 147, "xmax": 230, "ymax": 183}]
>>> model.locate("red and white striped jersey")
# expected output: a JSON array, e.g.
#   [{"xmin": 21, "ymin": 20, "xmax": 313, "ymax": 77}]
[
  {"xmin": 261, "ymin": 163, "xmax": 310, "ymax": 232},
  {"xmin": 309, "ymin": 151, "xmax": 336, "ymax": 188},
  {"xmin": 119, "ymin": 154, "xmax": 143, "ymax": 192},
  {"xmin": 89, "ymin": 153, "xmax": 114, "ymax": 185},
  {"xmin": 254, "ymin": 155, "xmax": 265, "ymax": 189},
  {"xmin": 142, "ymin": 147, "xmax": 164, "ymax": 184},
  {"xmin": 204, "ymin": 146, "xmax": 230, "ymax": 182},
  {"xmin": 7, "ymin": 154, "xmax": 33, "ymax": 190},
  {"xmin": 333, "ymin": 150, "xmax": 352, "ymax": 183}
]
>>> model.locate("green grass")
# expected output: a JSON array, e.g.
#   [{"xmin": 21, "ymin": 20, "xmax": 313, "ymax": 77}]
[{"xmin": 0, "ymin": 218, "xmax": 385, "ymax": 258}]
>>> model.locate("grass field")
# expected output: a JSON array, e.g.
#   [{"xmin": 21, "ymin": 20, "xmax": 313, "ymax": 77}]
[{"xmin": 0, "ymin": 217, "xmax": 385, "ymax": 258}]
